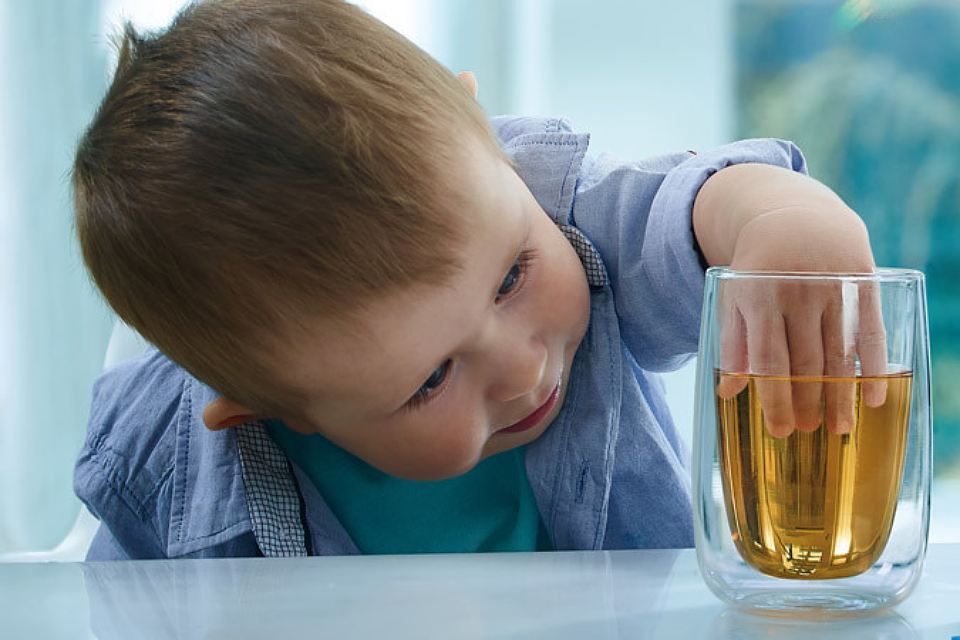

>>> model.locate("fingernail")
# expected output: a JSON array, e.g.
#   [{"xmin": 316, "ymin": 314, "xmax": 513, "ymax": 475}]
[
  {"xmin": 766, "ymin": 422, "xmax": 793, "ymax": 438},
  {"xmin": 716, "ymin": 376, "xmax": 746, "ymax": 399},
  {"xmin": 864, "ymin": 380, "xmax": 889, "ymax": 408},
  {"xmin": 795, "ymin": 418, "xmax": 821, "ymax": 433},
  {"xmin": 833, "ymin": 415, "xmax": 854, "ymax": 435}
]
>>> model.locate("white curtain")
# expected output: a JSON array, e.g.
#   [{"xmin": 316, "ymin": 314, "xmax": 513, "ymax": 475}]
[
  {"xmin": 0, "ymin": 0, "xmax": 186, "ymax": 555},
  {"xmin": 0, "ymin": 1, "xmax": 116, "ymax": 553}
]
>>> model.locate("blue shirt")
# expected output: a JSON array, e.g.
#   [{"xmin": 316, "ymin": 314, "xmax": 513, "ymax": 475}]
[{"xmin": 74, "ymin": 115, "xmax": 807, "ymax": 559}]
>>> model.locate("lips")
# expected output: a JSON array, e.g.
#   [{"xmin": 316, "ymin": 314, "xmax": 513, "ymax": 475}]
[{"xmin": 499, "ymin": 373, "xmax": 563, "ymax": 434}]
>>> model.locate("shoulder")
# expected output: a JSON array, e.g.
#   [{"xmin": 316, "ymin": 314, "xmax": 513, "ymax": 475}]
[
  {"xmin": 89, "ymin": 346, "xmax": 188, "ymax": 429},
  {"xmin": 491, "ymin": 115, "xmax": 580, "ymax": 145},
  {"xmin": 83, "ymin": 347, "xmax": 188, "ymax": 467},
  {"xmin": 491, "ymin": 115, "xmax": 590, "ymax": 227}
]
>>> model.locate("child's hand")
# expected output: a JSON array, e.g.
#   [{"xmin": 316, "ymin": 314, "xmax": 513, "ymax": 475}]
[{"xmin": 694, "ymin": 164, "xmax": 888, "ymax": 437}]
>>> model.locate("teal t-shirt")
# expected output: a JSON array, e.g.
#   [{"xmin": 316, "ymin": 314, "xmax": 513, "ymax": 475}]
[{"xmin": 265, "ymin": 420, "xmax": 553, "ymax": 554}]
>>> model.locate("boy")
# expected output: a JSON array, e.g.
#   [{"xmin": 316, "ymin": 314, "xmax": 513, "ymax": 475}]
[{"xmin": 73, "ymin": 0, "xmax": 878, "ymax": 559}]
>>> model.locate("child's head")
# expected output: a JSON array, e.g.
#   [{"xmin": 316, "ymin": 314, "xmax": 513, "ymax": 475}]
[{"xmin": 74, "ymin": 0, "xmax": 590, "ymax": 480}]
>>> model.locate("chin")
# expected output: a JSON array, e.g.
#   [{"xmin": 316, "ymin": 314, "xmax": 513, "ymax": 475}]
[
  {"xmin": 477, "ymin": 438, "xmax": 516, "ymax": 462},
  {"xmin": 383, "ymin": 452, "xmax": 483, "ymax": 482},
  {"xmin": 485, "ymin": 417, "xmax": 554, "ymax": 456}
]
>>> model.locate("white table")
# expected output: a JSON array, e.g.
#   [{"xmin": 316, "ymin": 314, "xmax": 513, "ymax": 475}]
[{"xmin": 3, "ymin": 544, "xmax": 959, "ymax": 639}]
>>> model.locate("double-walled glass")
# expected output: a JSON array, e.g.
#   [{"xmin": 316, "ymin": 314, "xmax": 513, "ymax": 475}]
[{"xmin": 693, "ymin": 268, "xmax": 931, "ymax": 614}]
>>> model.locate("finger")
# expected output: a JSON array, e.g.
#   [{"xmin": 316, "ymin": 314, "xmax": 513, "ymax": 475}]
[
  {"xmin": 717, "ymin": 301, "xmax": 748, "ymax": 399},
  {"xmin": 745, "ymin": 310, "xmax": 794, "ymax": 438},
  {"xmin": 822, "ymin": 297, "xmax": 857, "ymax": 434},
  {"xmin": 857, "ymin": 279, "xmax": 888, "ymax": 407},
  {"xmin": 784, "ymin": 310, "xmax": 824, "ymax": 432}
]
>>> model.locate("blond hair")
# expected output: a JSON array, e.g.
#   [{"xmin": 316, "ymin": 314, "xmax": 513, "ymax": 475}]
[{"xmin": 73, "ymin": 0, "xmax": 503, "ymax": 415}]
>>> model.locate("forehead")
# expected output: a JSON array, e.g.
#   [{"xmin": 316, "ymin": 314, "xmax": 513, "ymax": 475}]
[{"xmin": 272, "ymin": 146, "xmax": 526, "ymax": 421}]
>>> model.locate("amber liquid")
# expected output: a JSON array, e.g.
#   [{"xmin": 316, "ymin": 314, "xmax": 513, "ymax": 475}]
[{"xmin": 715, "ymin": 371, "xmax": 912, "ymax": 580}]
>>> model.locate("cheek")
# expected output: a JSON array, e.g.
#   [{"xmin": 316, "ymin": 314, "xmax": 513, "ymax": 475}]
[
  {"xmin": 538, "ymin": 238, "xmax": 591, "ymax": 334},
  {"xmin": 565, "ymin": 271, "xmax": 591, "ymax": 332}
]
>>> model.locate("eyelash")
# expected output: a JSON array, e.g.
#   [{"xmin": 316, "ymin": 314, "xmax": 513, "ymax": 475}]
[{"xmin": 400, "ymin": 248, "xmax": 539, "ymax": 413}]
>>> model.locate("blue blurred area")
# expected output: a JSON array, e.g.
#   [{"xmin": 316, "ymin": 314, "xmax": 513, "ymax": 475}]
[{"xmin": 736, "ymin": 0, "xmax": 960, "ymax": 478}]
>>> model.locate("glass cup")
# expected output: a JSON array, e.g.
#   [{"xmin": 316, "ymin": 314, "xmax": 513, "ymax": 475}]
[{"xmin": 692, "ymin": 268, "xmax": 931, "ymax": 614}]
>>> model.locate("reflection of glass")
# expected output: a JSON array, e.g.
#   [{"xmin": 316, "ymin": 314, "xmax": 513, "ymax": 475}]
[
  {"xmin": 694, "ymin": 269, "xmax": 931, "ymax": 613},
  {"xmin": 710, "ymin": 607, "xmax": 920, "ymax": 640}
]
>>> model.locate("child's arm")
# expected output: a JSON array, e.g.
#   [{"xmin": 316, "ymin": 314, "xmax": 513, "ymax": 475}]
[
  {"xmin": 692, "ymin": 163, "xmax": 873, "ymax": 273},
  {"xmin": 692, "ymin": 163, "xmax": 887, "ymax": 436}
]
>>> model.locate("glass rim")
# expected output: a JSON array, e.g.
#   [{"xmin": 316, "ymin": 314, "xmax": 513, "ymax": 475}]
[{"xmin": 706, "ymin": 267, "xmax": 923, "ymax": 282}]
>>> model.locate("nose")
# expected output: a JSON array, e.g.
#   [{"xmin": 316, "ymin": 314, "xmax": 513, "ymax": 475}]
[{"xmin": 484, "ymin": 331, "xmax": 548, "ymax": 403}]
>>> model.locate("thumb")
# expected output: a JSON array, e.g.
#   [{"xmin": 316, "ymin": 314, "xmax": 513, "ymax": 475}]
[{"xmin": 717, "ymin": 303, "xmax": 748, "ymax": 398}]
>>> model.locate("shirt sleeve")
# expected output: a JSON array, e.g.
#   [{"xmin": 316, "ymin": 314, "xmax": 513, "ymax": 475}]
[
  {"xmin": 85, "ymin": 523, "xmax": 136, "ymax": 561},
  {"xmin": 572, "ymin": 139, "xmax": 808, "ymax": 372},
  {"xmin": 74, "ymin": 351, "xmax": 180, "ymax": 560}
]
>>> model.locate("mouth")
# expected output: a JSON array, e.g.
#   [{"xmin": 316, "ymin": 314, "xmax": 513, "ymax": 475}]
[{"xmin": 498, "ymin": 371, "xmax": 563, "ymax": 434}]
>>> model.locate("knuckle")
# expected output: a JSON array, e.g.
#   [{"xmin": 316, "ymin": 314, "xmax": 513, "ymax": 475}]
[
  {"xmin": 824, "ymin": 352, "xmax": 856, "ymax": 373},
  {"xmin": 790, "ymin": 352, "xmax": 822, "ymax": 375},
  {"xmin": 857, "ymin": 329, "xmax": 886, "ymax": 347}
]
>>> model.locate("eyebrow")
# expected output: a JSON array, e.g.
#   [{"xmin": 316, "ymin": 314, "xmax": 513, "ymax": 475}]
[{"xmin": 387, "ymin": 210, "xmax": 533, "ymax": 413}]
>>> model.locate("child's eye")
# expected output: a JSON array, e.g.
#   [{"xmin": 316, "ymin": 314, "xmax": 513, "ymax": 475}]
[
  {"xmin": 404, "ymin": 359, "xmax": 452, "ymax": 411},
  {"xmin": 496, "ymin": 248, "xmax": 537, "ymax": 302},
  {"xmin": 401, "ymin": 249, "xmax": 538, "ymax": 414}
]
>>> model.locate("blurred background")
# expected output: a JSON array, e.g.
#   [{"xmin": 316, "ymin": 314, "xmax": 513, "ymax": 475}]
[{"xmin": 0, "ymin": 0, "xmax": 957, "ymax": 556}]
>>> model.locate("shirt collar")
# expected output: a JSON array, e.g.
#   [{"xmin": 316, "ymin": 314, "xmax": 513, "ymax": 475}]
[
  {"xmin": 165, "ymin": 375, "xmax": 254, "ymax": 557},
  {"xmin": 498, "ymin": 117, "xmax": 590, "ymax": 226}
]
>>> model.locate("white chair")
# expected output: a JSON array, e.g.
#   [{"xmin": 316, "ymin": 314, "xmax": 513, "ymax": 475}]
[{"xmin": 0, "ymin": 320, "xmax": 151, "ymax": 562}]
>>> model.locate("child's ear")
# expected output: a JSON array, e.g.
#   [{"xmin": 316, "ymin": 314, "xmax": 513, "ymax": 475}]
[
  {"xmin": 457, "ymin": 71, "xmax": 478, "ymax": 99},
  {"xmin": 202, "ymin": 396, "xmax": 261, "ymax": 431}
]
